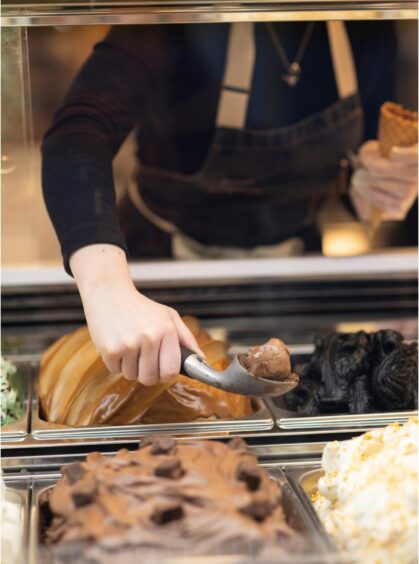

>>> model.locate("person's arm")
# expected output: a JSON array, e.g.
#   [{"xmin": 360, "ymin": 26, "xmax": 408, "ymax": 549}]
[{"xmin": 42, "ymin": 26, "xmax": 202, "ymax": 384}]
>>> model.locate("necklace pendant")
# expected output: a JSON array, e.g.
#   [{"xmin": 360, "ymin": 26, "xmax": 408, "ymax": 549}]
[{"xmin": 282, "ymin": 62, "xmax": 301, "ymax": 87}]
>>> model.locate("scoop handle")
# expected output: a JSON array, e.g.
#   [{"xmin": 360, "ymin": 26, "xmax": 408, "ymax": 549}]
[{"xmin": 180, "ymin": 347, "xmax": 195, "ymax": 373}]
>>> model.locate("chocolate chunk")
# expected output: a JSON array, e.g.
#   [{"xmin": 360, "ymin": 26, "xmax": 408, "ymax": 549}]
[
  {"xmin": 240, "ymin": 497, "xmax": 273, "ymax": 522},
  {"xmin": 151, "ymin": 437, "xmax": 176, "ymax": 455},
  {"xmin": 151, "ymin": 502, "xmax": 184, "ymax": 525},
  {"xmin": 155, "ymin": 459, "xmax": 184, "ymax": 479},
  {"xmin": 62, "ymin": 463, "xmax": 86, "ymax": 485},
  {"xmin": 86, "ymin": 452, "xmax": 103, "ymax": 464},
  {"xmin": 138, "ymin": 436, "xmax": 154, "ymax": 450},
  {"xmin": 72, "ymin": 492, "xmax": 93, "ymax": 507},
  {"xmin": 228, "ymin": 437, "xmax": 249, "ymax": 452},
  {"xmin": 139, "ymin": 435, "xmax": 176, "ymax": 454},
  {"xmin": 236, "ymin": 460, "xmax": 261, "ymax": 491}
]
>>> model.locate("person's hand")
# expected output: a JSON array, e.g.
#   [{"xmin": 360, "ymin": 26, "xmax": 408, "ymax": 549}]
[
  {"xmin": 349, "ymin": 140, "xmax": 418, "ymax": 221},
  {"xmin": 70, "ymin": 244, "xmax": 203, "ymax": 386}
]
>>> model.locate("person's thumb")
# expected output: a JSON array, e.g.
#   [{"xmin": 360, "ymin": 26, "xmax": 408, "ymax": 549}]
[{"xmin": 389, "ymin": 144, "xmax": 418, "ymax": 166}]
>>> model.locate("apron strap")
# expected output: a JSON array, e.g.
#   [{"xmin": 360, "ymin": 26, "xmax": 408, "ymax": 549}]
[
  {"xmin": 326, "ymin": 21, "xmax": 358, "ymax": 99},
  {"xmin": 215, "ymin": 22, "xmax": 358, "ymax": 130},
  {"xmin": 216, "ymin": 23, "xmax": 256, "ymax": 129}
]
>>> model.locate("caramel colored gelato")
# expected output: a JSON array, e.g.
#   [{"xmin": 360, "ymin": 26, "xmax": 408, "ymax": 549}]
[
  {"xmin": 39, "ymin": 318, "xmax": 254, "ymax": 426},
  {"xmin": 42, "ymin": 438, "xmax": 296, "ymax": 558},
  {"xmin": 241, "ymin": 338, "xmax": 293, "ymax": 380}
]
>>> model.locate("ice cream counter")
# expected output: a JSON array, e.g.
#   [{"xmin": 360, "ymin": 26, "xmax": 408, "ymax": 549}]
[
  {"xmin": 2, "ymin": 257, "xmax": 418, "ymax": 563},
  {"xmin": 1, "ymin": 0, "xmax": 418, "ymax": 553}
]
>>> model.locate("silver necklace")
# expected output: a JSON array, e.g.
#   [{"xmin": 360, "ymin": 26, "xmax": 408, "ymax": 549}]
[{"xmin": 265, "ymin": 22, "xmax": 315, "ymax": 87}]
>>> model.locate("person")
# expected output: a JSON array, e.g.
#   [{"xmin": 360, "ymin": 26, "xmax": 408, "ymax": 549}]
[{"xmin": 42, "ymin": 21, "xmax": 418, "ymax": 386}]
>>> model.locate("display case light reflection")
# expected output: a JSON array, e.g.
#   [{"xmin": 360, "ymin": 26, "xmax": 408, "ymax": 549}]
[
  {"xmin": 322, "ymin": 222, "xmax": 372, "ymax": 257},
  {"xmin": 1, "ymin": 155, "xmax": 16, "ymax": 175}
]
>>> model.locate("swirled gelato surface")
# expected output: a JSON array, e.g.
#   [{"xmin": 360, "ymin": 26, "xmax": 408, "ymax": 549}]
[
  {"xmin": 314, "ymin": 419, "xmax": 418, "ymax": 563},
  {"xmin": 41, "ymin": 438, "xmax": 298, "ymax": 559}
]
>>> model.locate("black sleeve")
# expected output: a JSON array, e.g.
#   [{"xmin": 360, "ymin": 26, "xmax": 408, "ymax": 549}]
[
  {"xmin": 348, "ymin": 21, "xmax": 397, "ymax": 141},
  {"xmin": 42, "ymin": 25, "xmax": 180, "ymax": 274}
]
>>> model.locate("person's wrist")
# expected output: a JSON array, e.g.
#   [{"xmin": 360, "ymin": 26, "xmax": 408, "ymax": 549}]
[{"xmin": 70, "ymin": 244, "xmax": 134, "ymax": 296}]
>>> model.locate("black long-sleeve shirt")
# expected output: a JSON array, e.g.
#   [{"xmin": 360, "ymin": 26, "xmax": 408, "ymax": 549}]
[{"xmin": 42, "ymin": 22, "xmax": 397, "ymax": 272}]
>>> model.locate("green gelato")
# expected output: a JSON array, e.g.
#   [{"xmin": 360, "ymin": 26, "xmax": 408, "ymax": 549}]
[{"xmin": 1, "ymin": 357, "xmax": 23, "ymax": 426}]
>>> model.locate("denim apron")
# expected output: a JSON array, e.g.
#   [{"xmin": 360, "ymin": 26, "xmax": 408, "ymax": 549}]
[{"xmin": 125, "ymin": 22, "xmax": 364, "ymax": 259}]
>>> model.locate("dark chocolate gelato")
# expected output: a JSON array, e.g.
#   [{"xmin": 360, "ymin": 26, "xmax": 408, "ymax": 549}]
[
  {"xmin": 41, "ymin": 438, "xmax": 297, "ymax": 559},
  {"xmin": 284, "ymin": 330, "xmax": 418, "ymax": 415}
]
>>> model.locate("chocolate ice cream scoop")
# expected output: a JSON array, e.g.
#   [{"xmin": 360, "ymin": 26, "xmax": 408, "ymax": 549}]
[
  {"xmin": 181, "ymin": 344, "xmax": 298, "ymax": 398},
  {"xmin": 241, "ymin": 339, "xmax": 292, "ymax": 380}
]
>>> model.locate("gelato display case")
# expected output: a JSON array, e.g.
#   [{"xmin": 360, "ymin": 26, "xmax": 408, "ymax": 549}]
[{"xmin": 1, "ymin": 1, "xmax": 418, "ymax": 563}]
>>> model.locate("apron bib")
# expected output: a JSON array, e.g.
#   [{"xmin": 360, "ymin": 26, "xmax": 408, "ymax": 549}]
[{"xmin": 126, "ymin": 22, "xmax": 364, "ymax": 259}]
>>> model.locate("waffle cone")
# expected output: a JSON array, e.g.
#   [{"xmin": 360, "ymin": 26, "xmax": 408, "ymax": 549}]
[{"xmin": 378, "ymin": 102, "xmax": 418, "ymax": 158}]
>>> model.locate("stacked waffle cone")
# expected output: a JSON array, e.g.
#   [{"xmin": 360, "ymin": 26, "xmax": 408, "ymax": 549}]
[
  {"xmin": 39, "ymin": 317, "xmax": 253, "ymax": 426},
  {"xmin": 369, "ymin": 102, "xmax": 418, "ymax": 235},
  {"xmin": 378, "ymin": 102, "xmax": 418, "ymax": 158}
]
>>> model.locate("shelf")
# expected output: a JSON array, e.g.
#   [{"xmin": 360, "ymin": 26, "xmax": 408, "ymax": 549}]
[
  {"xmin": 2, "ymin": 0, "xmax": 417, "ymax": 26},
  {"xmin": 2, "ymin": 250, "xmax": 417, "ymax": 288}
]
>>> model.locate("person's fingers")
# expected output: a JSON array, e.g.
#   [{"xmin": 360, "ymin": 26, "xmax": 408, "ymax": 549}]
[
  {"xmin": 390, "ymin": 144, "xmax": 419, "ymax": 165},
  {"xmin": 359, "ymin": 140, "xmax": 380, "ymax": 163},
  {"xmin": 170, "ymin": 310, "xmax": 205, "ymax": 357},
  {"xmin": 368, "ymin": 163, "xmax": 417, "ymax": 183},
  {"xmin": 121, "ymin": 347, "xmax": 140, "ymax": 380},
  {"xmin": 137, "ymin": 335, "xmax": 160, "ymax": 386},
  {"xmin": 366, "ymin": 176, "xmax": 413, "ymax": 197},
  {"xmin": 351, "ymin": 168, "xmax": 370, "ymax": 197},
  {"xmin": 102, "ymin": 350, "xmax": 122, "ymax": 375},
  {"xmin": 349, "ymin": 189, "xmax": 371, "ymax": 222},
  {"xmin": 368, "ymin": 186, "xmax": 404, "ymax": 211},
  {"xmin": 159, "ymin": 330, "xmax": 181, "ymax": 382}
]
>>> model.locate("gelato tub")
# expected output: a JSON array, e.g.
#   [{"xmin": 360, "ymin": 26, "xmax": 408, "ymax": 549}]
[
  {"xmin": 31, "ymin": 440, "xmax": 330, "ymax": 563},
  {"xmin": 268, "ymin": 332, "xmax": 418, "ymax": 432}
]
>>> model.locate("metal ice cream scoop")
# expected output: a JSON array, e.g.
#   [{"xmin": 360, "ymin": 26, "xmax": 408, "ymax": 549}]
[{"xmin": 180, "ymin": 348, "xmax": 299, "ymax": 398}]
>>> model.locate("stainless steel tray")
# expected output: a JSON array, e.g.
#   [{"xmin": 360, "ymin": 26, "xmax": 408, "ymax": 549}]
[
  {"xmin": 29, "ymin": 463, "xmax": 331, "ymax": 563},
  {"xmin": 1, "ymin": 476, "xmax": 31, "ymax": 564},
  {"xmin": 267, "ymin": 395, "xmax": 418, "ymax": 432},
  {"xmin": 1, "ymin": 362, "xmax": 32, "ymax": 442},
  {"xmin": 31, "ymin": 367, "xmax": 274, "ymax": 439},
  {"xmin": 283, "ymin": 464, "xmax": 332, "ymax": 551}
]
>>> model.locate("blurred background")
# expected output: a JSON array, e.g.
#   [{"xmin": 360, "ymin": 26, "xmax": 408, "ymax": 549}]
[{"xmin": 1, "ymin": 22, "xmax": 418, "ymax": 267}]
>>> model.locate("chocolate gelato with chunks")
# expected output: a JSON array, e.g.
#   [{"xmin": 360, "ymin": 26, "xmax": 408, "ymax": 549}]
[
  {"xmin": 241, "ymin": 338, "xmax": 298, "ymax": 382},
  {"xmin": 41, "ymin": 437, "xmax": 298, "ymax": 559}
]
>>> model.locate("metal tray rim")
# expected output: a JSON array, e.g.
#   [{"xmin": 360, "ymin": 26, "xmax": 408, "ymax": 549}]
[
  {"xmin": 31, "ymin": 392, "xmax": 274, "ymax": 440},
  {"xmin": 283, "ymin": 465, "xmax": 336, "ymax": 554},
  {"xmin": 267, "ymin": 401, "xmax": 418, "ymax": 432},
  {"xmin": 1, "ymin": 477, "xmax": 31, "ymax": 564}
]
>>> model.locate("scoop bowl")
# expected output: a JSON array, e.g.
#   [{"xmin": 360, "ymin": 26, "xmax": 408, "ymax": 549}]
[{"xmin": 181, "ymin": 349, "xmax": 299, "ymax": 398}]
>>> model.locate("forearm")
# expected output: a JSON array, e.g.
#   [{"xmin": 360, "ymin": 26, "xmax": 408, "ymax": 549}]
[
  {"xmin": 42, "ymin": 131, "xmax": 128, "ymax": 274},
  {"xmin": 42, "ymin": 26, "xmax": 175, "ymax": 274}
]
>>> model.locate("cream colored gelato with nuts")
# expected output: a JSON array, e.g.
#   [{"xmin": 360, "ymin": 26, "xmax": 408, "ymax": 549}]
[{"xmin": 314, "ymin": 419, "xmax": 418, "ymax": 563}]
